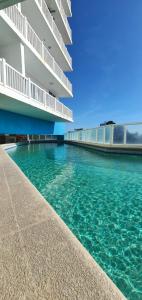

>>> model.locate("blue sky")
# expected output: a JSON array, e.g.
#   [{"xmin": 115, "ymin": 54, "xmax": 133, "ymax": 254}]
[{"xmin": 63, "ymin": 0, "xmax": 142, "ymax": 130}]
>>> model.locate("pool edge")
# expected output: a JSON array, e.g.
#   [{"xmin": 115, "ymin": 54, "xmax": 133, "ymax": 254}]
[{"xmin": 0, "ymin": 144, "xmax": 126, "ymax": 299}]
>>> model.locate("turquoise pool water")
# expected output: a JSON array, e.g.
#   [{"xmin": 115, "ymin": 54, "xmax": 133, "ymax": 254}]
[{"xmin": 8, "ymin": 143, "xmax": 142, "ymax": 299}]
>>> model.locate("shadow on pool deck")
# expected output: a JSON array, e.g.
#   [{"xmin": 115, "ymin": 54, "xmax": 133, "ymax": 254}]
[{"xmin": 0, "ymin": 145, "xmax": 126, "ymax": 300}]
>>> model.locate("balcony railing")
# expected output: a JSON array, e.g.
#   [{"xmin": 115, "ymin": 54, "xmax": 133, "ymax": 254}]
[
  {"xmin": 35, "ymin": 0, "xmax": 72, "ymax": 67},
  {"xmin": 56, "ymin": 0, "xmax": 72, "ymax": 41},
  {"xmin": 0, "ymin": 58, "xmax": 73, "ymax": 121},
  {"xmin": 2, "ymin": 5, "xmax": 72, "ymax": 94},
  {"xmin": 65, "ymin": 123, "xmax": 142, "ymax": 145},
  {"xmin": 66, "ymin": 0, "xmax": 71, "ymax": 12},
  {"xmin": 61, "ymin": 0, "xmax": 72, "ymax": 17}
]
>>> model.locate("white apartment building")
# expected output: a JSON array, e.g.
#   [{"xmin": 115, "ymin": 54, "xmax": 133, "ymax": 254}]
[{"xmin": 0, "ymin": 0, "xmax": 73, "ymax": 135}]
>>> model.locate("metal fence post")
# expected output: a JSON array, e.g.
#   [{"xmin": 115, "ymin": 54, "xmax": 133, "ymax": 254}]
[
  {"xmin": 96, "ymin": 128, "xmax": 98, "ymax": 144},
  {"xmin": 2, "ymin": 58, "xmax": 6, "ymax": 86},
  {"xmin": 110, "ymin": 125, "xmax": 114, "ymax": 145},
  {"xmin": 103, "ymin": 127, "xmax": 105, "ymax": 144},
  {"xmin": 28, "ymin": 78, "xmax": 31, "ymax": 98},
  {"xmin": 124, "ymin": 126, "xmax": 127, "ymax": 145},
  {"xmin": 43, "ymin": 90, "xmax": 46, "ymax": 107},
  {"xmin": 24, "ymin": 16, "xmax": 27, "ymax": 39},
  {"xmin": 42, "ymin": 41, "xmax": 44, "ymax": 60}
]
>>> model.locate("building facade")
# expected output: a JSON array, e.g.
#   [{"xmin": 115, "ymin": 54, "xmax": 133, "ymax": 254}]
[{"xmin": 0, "ymin": 0, "xmax": 73, "ymax": 136}]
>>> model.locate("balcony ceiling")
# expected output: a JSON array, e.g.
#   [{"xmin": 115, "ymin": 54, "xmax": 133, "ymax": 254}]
[
  {"xmin": 45, "ymin": 0, "xmax": 72, "ymax": 45},
  {"xmin": 0, "ymin": 0, "xmax": 25, "ymax": 10},
  {"xmin": 0, "ymin": 92, "xmax": 71, "ymax": 122}
]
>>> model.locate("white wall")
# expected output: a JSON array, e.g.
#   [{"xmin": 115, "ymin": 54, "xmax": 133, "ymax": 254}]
[{"xmin": 0, "ymin": 42, "xmax": 25, "ymax": 75}]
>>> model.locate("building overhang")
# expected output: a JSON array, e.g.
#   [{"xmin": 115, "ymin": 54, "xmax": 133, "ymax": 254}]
[
  {"xmin": 0, "ymin": 89, "xmax": 73, "ymax": 123},
  {"xmin": 0, "ymin": 0, "xmax": 25, "ymax": 10}
]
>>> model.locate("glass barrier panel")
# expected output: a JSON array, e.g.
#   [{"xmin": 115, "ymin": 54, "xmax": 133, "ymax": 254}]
[
  {"xmin": 105, "ymin": 126, "xmax": 111, "ymax": 144},
  {"xmin": 97, "ymin": 127, "xmax": 104, "ymax": 143},
  {"xmin": 71, "ymin": 132, "xmax": 75, "ymax": 140},
  {"xmin": 85, "ymin": 130, "xmax": 90, "ymax": 142},
  {"xmin": 76, "ymin": 132, "xmax": 79, "ymax": 141},
  {"xmin": 113, "ymin": 126, "xmax": 124, "ymax": 144},
  {"xmin": 91, "ymin": 129, "xmax": 97, "ymax": 142},
  {"xmin": 71, "ymin": 132, "xmax": 74, "ymax": 140},
  {"xmin": 77, "ymin": 131, "xmax": 82, "ymax": 141},
  {"xmin": 84, "ymin": 131, "xmax": 87, "ymax": 141},
  {"xmin": 126, "ymin": 125, "xmax": 142, "ymax": 144}
]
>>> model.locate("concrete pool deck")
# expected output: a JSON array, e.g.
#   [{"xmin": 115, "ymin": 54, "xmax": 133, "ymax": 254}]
[{"xmin": 0, "ymin": 145, "xmax": 126, "ymax": 300}]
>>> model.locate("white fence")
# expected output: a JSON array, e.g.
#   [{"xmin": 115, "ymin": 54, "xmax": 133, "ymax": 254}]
[
  {"xmin": 65, "ymin": 123, "xmax": 142, "ymax": 146},
  {"xmin": 4, "ymin": 5, "xmax": 26, "ymax": 37},
  {"xmin": 36, "ymin": 0, "xmax": 72, "ymax": 66},
  {"xmin": 67, "ymin": 0, "xmax": 71, "ymax": 12},
  {"xmin": 56, "ymin": 0, "xmax": 72, "ymax": 40},
  {"xmin": 0, "ymin": 60, "xmax": 3, "ymax": 83},
  {"xmin": 3, "ymin": 5, "xmax": 72, "ymax": 94},
  {"xmin": 27, "ymin": 22, "xmax": 43, "ymax": 56},
  {"xmin": 28, "ymin": 134, "xmax": 59, "ymax": 141},
  {"xmin": 5, "ymin": 62, "xmax": 29, "ymax": 96},
  {"xmin": 0, "ymin": 58, "xmax": 73, "ymax": 121}
]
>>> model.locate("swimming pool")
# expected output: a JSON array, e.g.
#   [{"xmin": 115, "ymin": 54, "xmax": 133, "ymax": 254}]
[{"xmin": 8, "ymin": 143, "xmax": 142, "ymax": 300}]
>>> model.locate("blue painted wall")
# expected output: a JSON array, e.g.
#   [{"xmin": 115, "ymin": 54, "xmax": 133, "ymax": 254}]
[{"xmin": 0, "ymin": 110, "xmax": 65, "ymax": 135}]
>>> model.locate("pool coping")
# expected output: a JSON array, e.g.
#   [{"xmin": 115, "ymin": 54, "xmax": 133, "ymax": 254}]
[
  {"xmin": 65, "ymin": 140, "xmax": 142, "ymax": 155},
  {"xmin": 0, "ymin": 143, "xmax": 126, "ymax": 299}
]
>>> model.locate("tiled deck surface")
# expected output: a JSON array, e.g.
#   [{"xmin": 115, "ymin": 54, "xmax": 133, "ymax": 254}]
[{"xmin": 0, "ymin": 146, "xmax": 126, "ymax": 300}]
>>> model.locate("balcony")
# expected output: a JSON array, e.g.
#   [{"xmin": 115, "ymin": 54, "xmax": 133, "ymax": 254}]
[
  {"xmin": 0, "ymin": 0, "xmax": 25, "ymax": 10},
  {"xmin": 21, "ymin": 0, "xmax": 72, "ymax": 71},
  {"xmin": 0, "ymin": 5, "xmax": 73, "ymax": 97},
  {"xmin": 46, "ymin": 0, "xmax": 72, "ymax": 44},
  {"xmin": 0, "ymin": 58, "xmax": 73, "ymax": 122},
  {"xmin": 62, "ymin": 0, "xmax": 72, "ymax": 17}
]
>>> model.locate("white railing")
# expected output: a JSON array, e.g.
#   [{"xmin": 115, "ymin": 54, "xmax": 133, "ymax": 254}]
[
  {"xmin": 56, "ymin": 99, "xmax": 63, "ymax": 113},
  {"xmin": 41, "ymin": 0, "xmax": 53, "ymax": 28},
  {"xmin": 56, "ymin": 0, "xmax": 72, "ymax": 41},
  {"xmin": 36, "ymin": 0, "xmax": 72, "ymax": 66},
  {"xmin": 27, "ymin": 22, "xmax": 43, "ymax": 56},
  {"xmin": 65, "ymin": 123, "xmax": 142, "ymax": 145},
  {"xmin": 0, "ymin": 59, "xmax": 3, "ymax": 83},
  {"xmin": 4, "ymin": 5, "xmax": 26, "ymax": 37},
  {"xmin": 63, "ymin": 105, "xmax": 72, "ymax": 118},
  {"xmin": 2, "ymin": 5, "xmax": 72, "ymax": 94},
  {"xmin": 0, "ymin": 59, "xmax": 73, "ymax": 121},
  {"xmin": 43, "ymin": 46, "xmax": 54, "ymax": 70},
  {"xmin": 66, "ymin": 0, "xmax": 71, "ymax": 12},
  {"xmin": 45, "ymin": 93, "xmax": 56, "ymax": 111},
  {"xmin": 5, "ymin": 62, "xmax": 29, "ymax": 96},
  {"xmin": 30, "ymin": 81, "xmax": 45, "ymax": 104}
]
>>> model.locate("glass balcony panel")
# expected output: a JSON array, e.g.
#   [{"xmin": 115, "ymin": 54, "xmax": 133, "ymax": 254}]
[
  {"xmin": 105, "ymin": 126, "xmax": 111, "ymax": 144},
  {"xmin": 91, "ymin": 129, "xmax": 97, "ymax": 142},
  {"xmin": 97, "ymin": 127, "xmax": 104, "ymax": 143},
  {"xmin": 126, "ymin": 125, "xmax": 142, "ymax": 144},
  {"xmin": 113, "ymin": 126, "xmax": 124, "ymax": 144}
]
